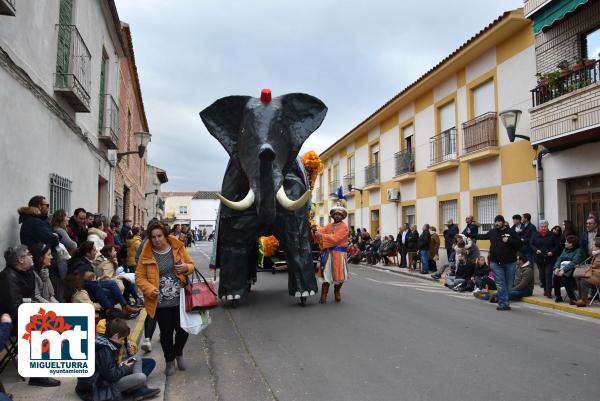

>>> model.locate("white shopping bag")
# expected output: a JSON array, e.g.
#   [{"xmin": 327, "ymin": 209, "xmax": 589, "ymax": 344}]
[{"xmin": 179, "ymin": 291, "xmax": 211, "ymax": 335}]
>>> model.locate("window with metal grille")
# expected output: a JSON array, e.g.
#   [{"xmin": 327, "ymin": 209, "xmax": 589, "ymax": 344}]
[
  {"xmin": 49, "ymin": 174, "xmax": 72, "ymax": 215},
  {"xmin": 474, "ymin": 194, "xmax": 498, "ymax": 233},
  {"xmin": 402, "ymin": 205, "xmax": 415, "ymax": 227},
  {"xmin": 347, "ymin": 213, "xmax": 355, "ymax": 230},
  {"xmin": 439, "ymin": 200, "xmax": 458, "ymax": 228}
]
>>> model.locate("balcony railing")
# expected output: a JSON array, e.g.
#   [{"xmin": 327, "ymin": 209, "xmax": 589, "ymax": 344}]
[
  {"xmin": 343, "ymin": 174, "xmax": 355, "ymax": 192},
  {"xmin": 98, "ymin": 94, "xmax": 119, "ymax": 149},
  {"xmin": 429, "ymin": 128, "xmax": 457, "ymax": 166},
  {"xmin": 329, "ymin": 179, "xmax": 340, "ymax": 195},
  {"xmin": 394, "ymin": 149, "xmax": 415, "ymax": 176},
  {"xmin": 0, "ymin": 0, "xmax": 16, "ymax": 16},
  {"xmin": 461, "ymin": 112, "xmax": 497, "ymax": 155},
  {"xmin": 531, "ymin": 60, "xmax": 600, "ymax": 107},
  {"xmin": 54, "ymin": 24, "xmax": 91, "ymax": 112},
  {"xmin": 364, "ymin": 163, "xmax": 380, "ymax": 186}
]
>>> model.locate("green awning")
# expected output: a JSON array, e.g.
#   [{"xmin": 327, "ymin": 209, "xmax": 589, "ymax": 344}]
[{"xmin": 533, "ymin": 0, "xmax": 589, "ymax": 33}]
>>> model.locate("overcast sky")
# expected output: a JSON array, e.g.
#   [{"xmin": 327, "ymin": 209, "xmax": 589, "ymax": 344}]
[{"xmin": 116, "ymin": 0, "xmax": 523, "ymax": 191}]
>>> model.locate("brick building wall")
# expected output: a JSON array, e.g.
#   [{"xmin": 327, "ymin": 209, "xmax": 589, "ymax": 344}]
[
  {"xmin": 115, "ymin": 24, "xmax": 148, "ymax": 227},
  {"xmin": 534, "ymin": 0, "xmax": 600, "ymax": 74}
]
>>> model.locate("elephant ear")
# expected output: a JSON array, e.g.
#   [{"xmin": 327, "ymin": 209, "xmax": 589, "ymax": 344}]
[
  {"xmin": 280, "ymin": 93, "xmax": 328, "ymax": 153},
  {"xmin": 200, "ymin": 96, "xmax": 251, "ymax": 157}
]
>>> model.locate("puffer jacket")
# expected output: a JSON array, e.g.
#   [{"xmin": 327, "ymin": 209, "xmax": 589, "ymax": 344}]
[
  {"xmin": 87, "ymin": 228, "xmax": 107, "ymax": 251},
  {"xmin": 135, "ymin": 235, "xmax": 194, "ymax": 318},
  {"xmin": 18, "ymin": 206, "xmax": 60, "ymax": 279},
  {"xmin": 18, "ymin": 207, "xmax": 59, "ymax": 249},
  {"xmin": 405, "ymin": 231, "xmax": 419, "ymax": 252},
  {"xmin": 126, "ymin": 235, "xmax": 142, "ymax": 267},
  {"xmin": 75, "ymin": 335, "xmax": 132, "ymax": 401}
]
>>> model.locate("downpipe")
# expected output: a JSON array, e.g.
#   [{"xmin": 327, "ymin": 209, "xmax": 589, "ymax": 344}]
[{"xmin": 534, "ymin": 145, "xmax": 550, "ymax": 221}]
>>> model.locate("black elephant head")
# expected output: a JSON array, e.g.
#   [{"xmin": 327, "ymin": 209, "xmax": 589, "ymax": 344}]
[{"xmin": 200, "ymin": 90, "xmax": 327, "ymax": 220}]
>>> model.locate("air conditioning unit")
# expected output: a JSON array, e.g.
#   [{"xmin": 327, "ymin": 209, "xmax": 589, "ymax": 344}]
[{"xmin": 387, "ymin": 188, "xmax": 400, "ymax": 202}]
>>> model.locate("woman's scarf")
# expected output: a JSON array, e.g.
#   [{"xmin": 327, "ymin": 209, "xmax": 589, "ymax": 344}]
[{"xmin": 39, "ymin": 267, "xmax": 55, "ymax": 299}]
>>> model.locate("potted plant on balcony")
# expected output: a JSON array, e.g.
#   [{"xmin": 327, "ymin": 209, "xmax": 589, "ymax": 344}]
[
  {"xmin": 536, "ymin": 73, "xmax": 547, "ymax": 86},
  {"xmin": 571, "ymin": 57, "xmax": 583, "ymax": 72},
  {"xmin": 557, "ymin": 60, "xmax": 571, "ymax": 77}
]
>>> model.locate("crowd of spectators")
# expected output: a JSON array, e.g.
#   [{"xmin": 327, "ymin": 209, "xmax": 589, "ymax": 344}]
[
  {"xmin": 345, "ymin": 212, "xmax": 600, "ymax": 309},
  {"xmin": 0, "ymin": 195, "xmax": 169, "ymax": 398}
]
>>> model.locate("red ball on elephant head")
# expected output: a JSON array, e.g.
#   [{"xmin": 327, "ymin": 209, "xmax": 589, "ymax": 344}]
[{"xmin": 260, "ymin": 89, "xmax": 272, "ymax": 103}]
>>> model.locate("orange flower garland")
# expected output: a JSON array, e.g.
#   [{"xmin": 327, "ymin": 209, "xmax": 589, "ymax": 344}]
[
  {"xmin": 259, "ymin": 235, "xmax": 279, "ymax": 257},
  {"xmin": 301, "ymin": 150, "xmax": 324, "ymax": 189}
]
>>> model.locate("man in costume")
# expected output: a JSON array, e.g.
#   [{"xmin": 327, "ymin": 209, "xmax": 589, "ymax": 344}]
[{"xmin": 314, "ymin": 202, "xmax": 349, "ymax": 303}]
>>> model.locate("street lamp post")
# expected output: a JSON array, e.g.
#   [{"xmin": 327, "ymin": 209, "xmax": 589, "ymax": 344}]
[
  {"xmin": 499, "ymin": 110, "xmax": 528, "ymax": 142},
  {"xmin": 117, "ymin": 131, "xmax": 152, "ymax": 161},
  {"xmin": 348, "ymin": 183, "xmax": 365, "ymax": 233}
]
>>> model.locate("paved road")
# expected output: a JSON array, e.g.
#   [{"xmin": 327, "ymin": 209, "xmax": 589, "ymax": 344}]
[{"xmin": 169, "ymin": 243, "xmax": 600, "ymax": 401}]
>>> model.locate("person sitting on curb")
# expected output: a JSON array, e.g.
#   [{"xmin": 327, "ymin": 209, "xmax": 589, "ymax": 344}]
[
  {"xmin": 487, "ymin": 255, "xmax": 534, "ymax": 303},
  {"xmin": 96, "ymin": 309, "xmax": 157, "ymax": 381},
  {"xmin": 444, "ymin": 253, "xmax": 474, "ymax": 291},
  {"xmin": 471, "ymin": 256, "xmax": 496, "ymax": 294},
  {"xmin": 75, "ymin": 318, "xmax": 160, "ymax": 401}
]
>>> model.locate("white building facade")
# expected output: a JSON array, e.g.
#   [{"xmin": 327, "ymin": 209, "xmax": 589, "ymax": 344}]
[
  {"xmin": 190, "ymin": 191, "xmax": 220, "ymax": 232},
  {"xmin": 0, "ymin": 0, "xmax": 124, "ymax": 252}
]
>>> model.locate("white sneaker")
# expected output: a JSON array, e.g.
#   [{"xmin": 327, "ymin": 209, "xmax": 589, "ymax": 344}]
[
  {"xmin": 141, "ymin": 338, "xmax": 152, "ymax": 353},
  {"xmin": 472, "ymin": 288, "xmax": 480, "ymax": 294}
]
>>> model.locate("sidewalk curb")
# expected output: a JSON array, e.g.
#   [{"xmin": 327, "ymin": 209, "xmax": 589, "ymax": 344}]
[
  {"xmin": 520, "ymin": 297, "xmax": 600, "ymax": 319},
  {"xmin": 361, "ymin": 263, "xmax": 600, "ymax": 319},
  {"xmin": 131, "ymin": 309, "xmax": 147, "ymax": 344}
]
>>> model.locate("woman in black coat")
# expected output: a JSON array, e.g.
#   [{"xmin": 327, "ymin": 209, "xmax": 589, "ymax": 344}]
[
  {"xmin": 531, "ymin": 220, "xmax": 561, "ymax": 298},
  {"xmin": 405, "ymin": 225, "xmax": 420, "ymax": 269}
]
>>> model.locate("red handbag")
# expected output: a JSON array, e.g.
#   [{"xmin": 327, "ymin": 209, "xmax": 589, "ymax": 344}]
[{"xmin": 184, "ymin": 269, "xmax": 219, "ymax": 312}]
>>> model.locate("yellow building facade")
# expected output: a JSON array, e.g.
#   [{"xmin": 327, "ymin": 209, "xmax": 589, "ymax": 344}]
[{"xmin": 314, "ymin": 9, "xmax": 539, "ymax": 256}]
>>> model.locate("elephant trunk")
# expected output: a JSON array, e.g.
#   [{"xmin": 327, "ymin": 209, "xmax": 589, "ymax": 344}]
[{"xmin": 258, "ymin": 144, "xmax": 276, "ymax": 223}]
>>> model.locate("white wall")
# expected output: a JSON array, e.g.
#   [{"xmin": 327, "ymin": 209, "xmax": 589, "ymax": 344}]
[
  {"xmin": 190, "ymin": 199, "xmax": 219, "ymax": 230},
  {"xmin": 496, "ymin": 45, "xmax": 536, "ymax": 147},
  {"xmin": 354, "ymin": 144, "xmax": 369, "ymax": 188},
  {"xmin": 0, "ymin": 0, "xmax": 125, "ymax": 256},
  {"xmin": 502, "ymin": 181, "xmax": 539, "ymax": 226},
  {"xmin": 466, "ymin": 48, "xmax": 496, "ymax": 83},
  {"xmin": 414, "ymin": 106, "xmax": 435, "ymax": 171},
  {"xmin": 416, "ymin": 197, "xmax": 437, "ymax": 228},
  {"xmin": 380, "ymin": 203, "xmax": 399, "ymax": 235},
  {"xmin": 469, "ymin": 157, "xmax": 501, "ymax": 190},
  {"xmin": 400, "ymin": 180, "xmax": 416, "ymax": 201},
  {"xmin": 379, "ymin": 126, "xmax": 398, "ymax": 182},
  {"xmin": 436, "ymin": 169, "xmax": 459, "ymax": 195}
]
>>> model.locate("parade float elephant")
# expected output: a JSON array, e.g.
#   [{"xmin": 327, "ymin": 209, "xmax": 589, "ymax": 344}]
[{"xmin": 200, "ymin": 90, "xmax": 327, "ymax": 305}]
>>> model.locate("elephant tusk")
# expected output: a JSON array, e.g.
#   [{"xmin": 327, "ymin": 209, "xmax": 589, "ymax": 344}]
[
  {"xmin": 217, "ymin": 189, "xmax": 255, "ymax": 211},
  {"xmin": 276, "ymin": 187, "xmax": 311, "ymax": 211}
]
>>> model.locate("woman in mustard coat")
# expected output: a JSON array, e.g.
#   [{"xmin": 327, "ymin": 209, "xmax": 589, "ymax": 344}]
[{"xmin": 135, "ymin": 222, "xmax": 194, "ymax": 376}]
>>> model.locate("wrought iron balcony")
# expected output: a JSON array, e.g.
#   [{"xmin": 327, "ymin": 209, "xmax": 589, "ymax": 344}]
[
  {"xmin": 394, "ymin": 149, "xmax": 415, "ymax": 176},
  {"xmin": 329, "ymin": 179, "xmax": 340, "ymax": 195},
  {"xmin": 343, "ymin": 174, "xmax": 355, "ymax": 192},
  {"xmin": 461, "ymin": 112, "xmax": 498, "ymax": 155},
  {"xmin": 364, "ymin": 163, "xmax": 380, "ymax": 186},
  {"xmin": 54, "ymin": 24, "xmax": 91, "ymax": 112},
  {"xmin": 531, "ymin": 60, "xmax": 600, "ymax": 107},
  {"xmin": 0, "ymin": 0, "xmax": 16, "ymax": 16},
  {"xmin": 429, "ymin": 128, "xmax": 457, "ymax": 166},
  {"xmin": 98, "ymin": 94, "xmax": 119, "ymax": 149}
]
